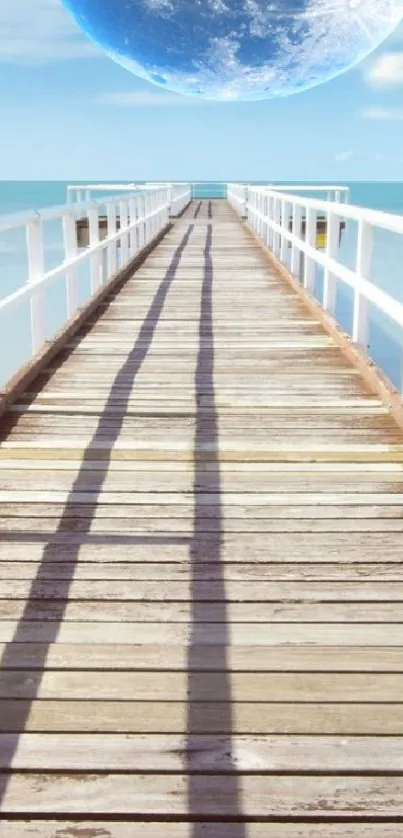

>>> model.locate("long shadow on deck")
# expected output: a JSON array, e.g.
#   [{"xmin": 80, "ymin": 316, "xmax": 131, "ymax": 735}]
[
  {"xmin": 0, "ymin": 221, "xmax": 194, "ymax": 806},
  {"xmin": 187, "ymin": 204, "xmax": 246, "ymax": 832}
]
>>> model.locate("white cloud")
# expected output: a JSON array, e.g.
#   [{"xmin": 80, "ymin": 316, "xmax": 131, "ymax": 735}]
[
  {"xmin": 366, "ymin": 52, "xmax": 403, "ymax": 85},
  {"xmin": 361, "ymin": 105, "xmax": 403, "ymax": 119},
  {"xmin": 0, "ymin": 0, "xmax": 98, "ymax": 64},
  {"xmin": 142, "ymin": 0, "xmax": 174, "ymax": 10},
  {"xmin": 94, "ymin": 90, "xmax": 208, "ymax": 106},
  {"xmin": 335, "ymin": 150, "xmax": 354, "ymax": 163},
  {"xmin": 244, "ymin": 0, "xmax": 269, "ymax": 38}
]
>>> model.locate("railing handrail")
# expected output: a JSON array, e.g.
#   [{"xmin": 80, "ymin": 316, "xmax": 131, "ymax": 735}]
[
  {"xmin": 0, "ymin": 188, "xmax": 151, "ymax": 233},
  {"xmin": 228, "ymin": 183, "xmax": 403, "ymax": 390},
  {"xmin": 68, "ymin": 183, "xmax": 137, "ymax": 190},
  {"xmin": 268, "ymin": 185, "xmax": 349, "ymax": 191},
  {"xmin": 0, "ymin": 183, "xmax": 196, "ymax": 234},
  {"xmin": 227, "ymin": 182, "xmax": 350, "ymax": 198},
  {"xmin": 253, "ymin": 187, "xmax": 403, "ymax": 235},
  {"xmin": 0, "ymin": 182, "xmax": 191, "ymax": 383}
]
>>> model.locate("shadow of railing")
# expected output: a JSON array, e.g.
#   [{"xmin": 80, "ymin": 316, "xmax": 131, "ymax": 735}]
[
  {"xmin": 0, "ymin": 220, "xmax": 195, "ymax": 806},
  {"xmin": 187, "ymin": 207, "xmax": 246, "ymax": 832}
]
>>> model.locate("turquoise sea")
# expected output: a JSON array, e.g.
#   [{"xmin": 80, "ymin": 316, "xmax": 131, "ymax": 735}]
[{"xmin": 1, "ymin": 180, "xmax": 403, "ymax": 389}]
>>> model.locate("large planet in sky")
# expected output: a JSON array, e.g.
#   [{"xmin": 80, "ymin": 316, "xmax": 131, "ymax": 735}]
[{"xmin": 61, "ymin": 0, "xmax": 403, "ymax": 100}]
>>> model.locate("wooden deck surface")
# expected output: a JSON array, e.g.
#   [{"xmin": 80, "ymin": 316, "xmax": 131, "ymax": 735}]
[{"xmin": 0, "ymin": 199, "xmax": 403, "ymax": 834}]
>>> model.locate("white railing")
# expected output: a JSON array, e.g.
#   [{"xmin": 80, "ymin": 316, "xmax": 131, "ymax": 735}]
[
  {"xmin": 67, "ymin": 183, "xmax": 191, "ymax": 217},
  {"xmin": 228, "ymin": 184, "xmax": 403, "ymax": 371},
  {"xmin": 227, "ymin": 184, "xmax": 349, "ymax": 220},
  {"xmin": 266, "ymin": 185, "xmax": 349, "ymax": 203},
  {"xmin": 227, "ymin": 184, "xmax": 248, "ymax": 218},
  {"xmin": 0, "ymin": 183, "xmax": 191, "ymax": 363},
  {"xmin": 67, "ymin": 183, "xmax": 139, "ymax": 203}
]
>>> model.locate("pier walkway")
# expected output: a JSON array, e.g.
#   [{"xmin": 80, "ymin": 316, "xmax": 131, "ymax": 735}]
[{"xmin": 0, "ymin": 199, "xmax": 403, "ymax": 834}]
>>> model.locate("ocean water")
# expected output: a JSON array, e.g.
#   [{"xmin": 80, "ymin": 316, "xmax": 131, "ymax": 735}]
[{"xmin": 0, "ymin": 180, "xmax": 403, "ymax": 388}]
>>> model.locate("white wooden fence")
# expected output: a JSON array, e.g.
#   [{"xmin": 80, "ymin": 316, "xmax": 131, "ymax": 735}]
[
  {"xmin": 228, "ymin": 183, "xmax": 403, "ymax": 363},
  {"xmin": 0, "ymin": 183, "xmax": 191, "ymax": 359},
  {"xmin": 227, "ymin": 184, "xmax": 349, "ymax": 218},
  {"xmin": 67, "ymin": 183, "xmax": 192, "ymax": 217}
]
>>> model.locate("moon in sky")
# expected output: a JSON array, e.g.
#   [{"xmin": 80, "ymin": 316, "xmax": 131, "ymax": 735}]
[{"xmin": 62, "ymin": 0, "xmax": 403, "ymax": 100}]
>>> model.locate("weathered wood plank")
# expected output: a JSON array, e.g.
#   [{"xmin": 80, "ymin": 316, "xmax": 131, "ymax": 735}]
[
  {"xmin": 0, "ymin": 643, "xmax": 401, "ymax": 671},
  {"xmin": 2, "ymin": 516, "xmax": 403, "ymax": 532},
  {"xmin": 1, "ymin": 699, "xmax": 403, "ymax": 734},
  {"xmin": 1, "ymin": 578, "xmax": 403, "ymax": 602},
  {"xmin": 1, "ymin": 532, "xmax": 403, "ymax": 560},
  {"xmin": 0, "ymin": 823, "xmax": 398, "ymax": 838},
  {"xmin": 1, "ymin": 773, "xmax": 403, "ymax": 816},
  {"xmin": 2, "ymin": 601, "xmax": 403, "ymax": 623},
  {"xmin": 0, "ymin": 670, "xmax": 401, "ymax": 701},
  {"xmin": 3, "ymin": 441, "xmax": 403, "ymax": 464},
  {"xmin": 3, "ymin": 490, "xmax": 403, "ymax": 505},
  {"xmin": 0, "ymin": 560, "xmax": 402, "ymax": 581},
  {"xmin": 0, "ymin": 621, "xmax": 402, "ymax": 644},
  {"xmin": 1, "ymin": 733, "xmax": 403, "ymax": 771}
]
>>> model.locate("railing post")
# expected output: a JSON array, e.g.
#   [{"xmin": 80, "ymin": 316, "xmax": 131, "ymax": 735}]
[
  {"xmin": 26, "ymin": 215, "xmax": 45, "ymax": 352},
  {"xmin": 63, "ymin": 211, "xmax": 78, "ymax": 317},
  {"xmin": 323, "ymin": 209, "xmax": 339, "ymax": 315},
  {"xmin": 267, "ymin": 196, "xmax": 274, "ymax": 250},
  {"xmin": 88, "ymin": 203, "xmax": 101, "ymax": 293},
  {"xmin": 119, "ymin": 199, "xmax": 129, "ymax": 264},
  {"xmin": 129, "ymin": 198, "xmax": 137, "ymax": 256},
  {"xmin": 248, "ymin": 190, "xmax": 254, "ymax": 227},
  {"xmin": 106, "ymin": 204, "xmax": 118, "ymax": 276},
  {"xmin": 273, "ymin": 198, "xmax": 281, "ymax": 257},
  {"xmin": 150, "ymin": 192, "xmax": 154, "ymax": 239},
  {"xmin": 353, "ymin": 219, "xmax": 372, "ymax": 346},
  {"xmin": 133, "ymin": 197, "xmax": 140, "ymax": 250},
  {"xmin": 167, "ymin": 185, "xmax": 173, "ymax": 218},
  {"xmin": 151, "ymin": 192, "xmax": 156, "ymax": 237},
  {"xmin": 290, "ymin": 202, "xmax": 302, "ymax": 278},
  {"xmin": 167, "ymin": 186, "xmax": 172, "ymax": 222},
  {"xmin": 144, "ymin": 194, "xmax": 150, "ymax": 243},
  {"xmin": 304, "ymin": 206, "xmax": 316, "ymax": 291},
  {"xmin": 280, "ymin": 199, "xmax": 289, "ymax": 262},
  {"xmin": 139, "ymin": 195, "xmax": 146, "ymax": 248},
  {"xmin": 243, "ymin": 186, "xmax": 248, "ymax": 220},
  {"xmin": 258, "ymin": 191, "xmax": 264, "ymax": 237},
  {"xmin": 162, "ymin": 188, "xmax": 169, "ymax": 228},
  {"xmin": 107, "ymin": 203, "xmax": 117, "ymax": 277},
  {"xmin": 154, "ymin": 191, "xmax": 158, "ymax": 233},
  {"xmin": 263, "ymin": 194, "xmax": 268, "ymax": 245}
]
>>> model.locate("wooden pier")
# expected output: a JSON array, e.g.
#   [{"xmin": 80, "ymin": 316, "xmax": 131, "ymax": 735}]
[{"xmin": 1, "ymin": 198, "xmax": 403, "ymax": 834}]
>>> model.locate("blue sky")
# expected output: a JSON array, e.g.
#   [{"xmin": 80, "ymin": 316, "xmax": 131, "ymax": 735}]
[{"xmin": 0, "ymin": 0, "xmax": 403, "ymax": 180}]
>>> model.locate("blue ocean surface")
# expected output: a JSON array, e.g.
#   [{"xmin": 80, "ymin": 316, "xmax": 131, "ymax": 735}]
[{"xmin": 0, "ymin": 180, "xmax": 403, "ymax": 388}]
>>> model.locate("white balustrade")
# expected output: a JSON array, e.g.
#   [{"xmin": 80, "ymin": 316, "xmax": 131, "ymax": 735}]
[
  {"xmin": 227, "ymin": 184, "xmax": 248, "ymax": 218},
  {"xmin": 67, "ymin": 183, "xmax": 138, "ymax": 204},
  {"xmin": 228, "ymin": 183, "xmax": 403, "ymax": 390},
  {"xmin": 269, "ymin": 184, "xmax": 349, "ymax": 204},
  {"xmin": 0, "ymin": 183, "xmax": 191, "ymax": 370}
]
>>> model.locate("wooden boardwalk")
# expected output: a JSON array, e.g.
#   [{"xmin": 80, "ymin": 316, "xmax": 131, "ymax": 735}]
[{"xmin": 0, "ymin": 199, "xmax": 403, "ymax": 834}]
